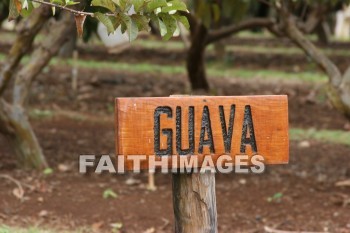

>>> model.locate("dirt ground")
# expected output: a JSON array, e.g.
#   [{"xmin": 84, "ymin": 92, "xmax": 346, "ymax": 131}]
[{"xmin": 0, "ymin": 36, "xmax": 349, "ymax": 233}]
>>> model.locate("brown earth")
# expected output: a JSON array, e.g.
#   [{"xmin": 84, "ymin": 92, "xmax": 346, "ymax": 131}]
[{"xmin": 0, "ymin": 36, "xmax": 349, "ymax": 233}]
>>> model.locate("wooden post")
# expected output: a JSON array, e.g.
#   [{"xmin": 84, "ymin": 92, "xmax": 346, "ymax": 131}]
[
  {"xmin": 147, "ymin": 172, "xmax": 156, "ymax": 191},
  {"xmin": 172, "ymin": 171, "xmax": 217, "ymax": 233},
  {"xmin": 170, "ymin": 95, "xmax": 217, "ymax": 233}
]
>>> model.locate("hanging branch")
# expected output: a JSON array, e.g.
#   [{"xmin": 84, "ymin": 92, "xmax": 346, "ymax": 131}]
[
  {"xmin": 206, "ymin": 18, "xmax": 275, "ymax": 45},
  {"xmin": 29, "ymin": 0, "xmax": 115, "ymax": 17}
]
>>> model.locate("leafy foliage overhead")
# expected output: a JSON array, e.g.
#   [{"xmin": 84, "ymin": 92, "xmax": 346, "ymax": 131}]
[{"xmin": 8, "ymin": 0, "xmax": 190, "ymax": 41}]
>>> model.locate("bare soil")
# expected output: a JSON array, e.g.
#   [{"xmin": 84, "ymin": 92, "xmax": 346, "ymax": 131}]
[{"xmin": 0, "ymin": 36, "xmax": 349, "ymax": 233}]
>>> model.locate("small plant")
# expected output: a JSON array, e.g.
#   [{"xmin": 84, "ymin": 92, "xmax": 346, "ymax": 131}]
[
  {"xmin": 30, "ymin": 109, "xmax": 54, "ymax": 119},
  {"xmin": 267, "ymin": 192, "xmax": 283, "ymax": 203},
  {"xmin": 103, "ymin": 188, "xmax": 118, "ymax": 199},
  {"xmin": 43, "ymin": 168, "xmax": 54, "ymax": 176}
]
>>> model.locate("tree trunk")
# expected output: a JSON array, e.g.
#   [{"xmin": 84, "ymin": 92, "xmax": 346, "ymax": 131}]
[
  {"xmin": 59, "ymin": 27, "xmax": 77, "ymax": 58},
  {"xmin": 186, "ymin": 23, "xmax": 209, "ymax": 91},
  {"xmin": 0, "ymin": 6, "xmax": 51, "ymax": 95},
  {"xmin": 0, "ymin": 100, "xmax": 47, "ymax": 169},
  {"xmin": 0, "ymin": 1, "xmax": 9, "ymax": 25},
  {"xmin": 277, "ymin": 0, "xmax": 350, "ymax": 119},
  {"xmin": 13, "ymin": 12, "xmax": 75, "ymax": 106},
  {"xmin": 315, "ymin": 21, "xmax": 330, "ymax": 45},
  {"xmin": 0, "ymin": 12, "xmax": 75, "ymax": 170},
  {"xmin": 326, "ymin": 69, "xmax": 350, "ymax": 118},
  {"xmin": 183, "ymin": 11, "xmax": 274, "ymax": 92}
]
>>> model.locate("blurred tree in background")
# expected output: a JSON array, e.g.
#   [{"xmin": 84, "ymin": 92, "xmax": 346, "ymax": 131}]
[
  {"xmin": 0, "ymin": 0, "xmax": 350, "ymax": 171},
  {"xmin": 271, "ymin": 0, "xmax": 350, "ymax": 118},
  {"xmin": 0, "ymin": 0, "xmax": 9, "ymax": 24},
  {"xmin": 180, "ymin": 0, "xmax": 350, "ymax": 118},
  {"xmin": 0, "ymin": 0, "xmax": 189, "ymax": 170},
  {"xmin": 183, "ymin": 0, "xmax": 274, "ymax": 91}
]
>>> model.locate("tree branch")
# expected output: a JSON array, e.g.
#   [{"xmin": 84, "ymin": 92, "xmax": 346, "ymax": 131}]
[
  {"xmin": 13, "ymin": 12, "xmax": 75, "ymax": 106},
  {"xmin": 0, "ymin": 6, "xmax": 50, "ymax": 97},
  {"xmin": 29, "ymin": 0, "xmax": 115, "ymax": 16},
  {"xmin": 205, "ymin": 18, "xmax": 275, "ymax": 45},
  {"xmin": 277, "ymin": 1, "xmax": 343, "ymax": 87},
  {"xmin": 180, "ymin": 11, "xmax": 198, "ymax": 36},
  {"xmin": 297, "ymin": 5, "xmax": 329, "ymax": 34}
]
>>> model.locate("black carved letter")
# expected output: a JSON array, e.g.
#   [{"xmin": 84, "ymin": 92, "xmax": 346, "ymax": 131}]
[
  {"xmin": 240, "ymin": 105, "xmax": 257, "ymax": 153},
  {"xmin": 198, "ymin": 106, "xmax": 215, "ymax": 153},
  {"xmin": 176, "ymin": 106, "xmax": 195, "ymax": 155},
  {"xmin": 219, "ymin": 105, "xmax": 235, "ymax": 153},
  {"xmin": 154, "ymin": 106, "xmax": 173, "ymax": 156}
]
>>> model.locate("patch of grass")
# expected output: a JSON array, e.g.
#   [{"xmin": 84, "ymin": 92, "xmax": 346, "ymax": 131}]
[
  {"xmin": 62, "ymin": 58, "xmax": 185, "ymax": 75},
  {"xmin": 0, "ymin": 44, "xmax": 329, "ymax": 83},
  {"xmin": 290, "ymin": 128, "xmax": 350, "ymax": 146},
  {"xmin": 207, "ymin": 63, "xmax": 327, "ymax": 82},
  {"xmin": 134, "ymin": 38, "xmax": 350, "ymax": 56},
  {"xmin": 226, "ymin": 45, "xmax": 350, "ymax": 56},
  {"xmin": 133, "ymin": 39, "xmax": 185, "ymax": 50},
  {"xmin": 29, "ymin": 109, "xmax": 55, "ymax": 119},
  {"xmin": 50, "ymin": 58, "xmax": 327, "ymax": 83}
]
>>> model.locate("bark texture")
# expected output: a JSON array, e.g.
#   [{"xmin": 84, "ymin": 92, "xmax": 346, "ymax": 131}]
[
  {"xmin": 0, "ymin": 12, "xmax": 75, "ymax": 169},
  {"xmin": 0, "ymin": 100, "xmax": 47, "ymax": 169},
  {"xmin": 0, "ymin": 6, "xmax": 51, "ymax": 95},
  {"xmin": 278, "ymin": 0, "xmax": 350, "ymax": 118},
  {"xmin": 187, "ymin": 21, "xmax": 209, "ymax": 91},
  {"xmin": 184, "ymin": 12, "xmax": 274, "ymax": 91},
  {"xmin": 172, "ymin": 172, "xmax": 217, "ymax": 233}
]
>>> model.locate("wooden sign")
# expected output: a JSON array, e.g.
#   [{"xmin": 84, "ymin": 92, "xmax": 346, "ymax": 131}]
[{"xmin": 115, "ymin": 96, "xmax": 289, "ymax": 170}]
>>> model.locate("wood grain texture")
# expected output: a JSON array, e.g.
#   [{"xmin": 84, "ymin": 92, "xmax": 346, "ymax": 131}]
[
  {"xmin": 115, "ymin": 95, "xmax": 289, "ymax": 170},
  {"xmin": 172, "ymin": 172, "xmax": 217, "ymax": 233}
]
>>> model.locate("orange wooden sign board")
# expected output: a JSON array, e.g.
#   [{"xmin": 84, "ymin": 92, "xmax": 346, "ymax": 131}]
[{"xmin": 115, "ymin": 96, "xmax": 289, "ymax": 171}]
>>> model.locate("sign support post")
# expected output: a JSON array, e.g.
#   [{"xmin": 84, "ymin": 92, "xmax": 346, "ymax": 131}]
[
  {"xmin": 171, "ymin": 95, "xmax": 217, "ymax": 233},
  {"xmin": 172, "ymin": 171, "xmax": 217, "ymax": 233}
]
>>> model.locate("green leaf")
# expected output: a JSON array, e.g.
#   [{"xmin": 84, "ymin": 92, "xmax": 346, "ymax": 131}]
[
  {"xmin": 131, "ymin": 14, "xmax": 150, "ymax": 31},
  {"xmin": 95, "ymin": 12, "xmax": 116, "ymax": 34},
  {"xmin": 32, "ymin": 1, "xmax": 41, "ymax": 8},
  {"xmin": 8, "ymin": 0, "xmax": 20, "ymax": 21},
  {"xmin": 196, "ymin": 1, "xmax": 211, "ymax": 28},
  {"xmin": 43, "ymin": 168, "xmax": 54, "ymax": 175},
  {"xmin": 66, "ymin": 1, "xmax": 80, "ymax": 5},
  {"xmin": 20, "ymin": 1, "xmax": 34, "ymax": 17},
  {"xmin": 103, "ymin": 188, "xmax": 118, "ymax": 199},
  {"xmin": 147, "ymin": 0, "xmax": 167, "ymax": 12},
  {"xmin": 162, "ymin": 0, "xmax": 187, "ymax": 13},
  {"xmin": 159, "ymin": 13, "xmax": 177, "ymax": 40},
  {"xmin": 51, "ymin": 0, "xmax": 64, "ymax": 5},
  {"xmin": 131, "ymin": 0, "xmax": 144, "ymax": 11},
  {"xmin": 91, "ymin": 0, "xmax": 116, "ymax": 12},
  {"xmin": 121, "ymin": 13, "xmax": 138, "ymax": 41},
  {"xmin": 267, "ymin": 192, "xmax": 283, "ymax": 202},
  {"xmin": 120, "ymin": 20, "xmax": 127, "ymax": 33},
  {"xmin": 113, "ymin": 0, "xmax": 128, "ymax": 11},
  {"xmin": 157, "ymin": 17, "xmax": 166, "ymax": 37},
  {"xmin": 173, "ymin": 14, "xmax": 189, "ymax": 29},
  {"xmin": 212, "ymin": 3, "xmax": 220, "ymax": 22}
]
